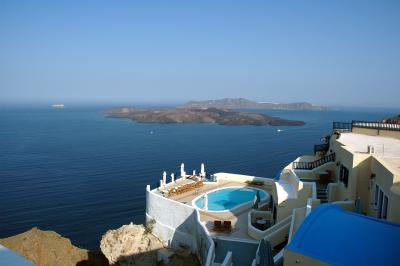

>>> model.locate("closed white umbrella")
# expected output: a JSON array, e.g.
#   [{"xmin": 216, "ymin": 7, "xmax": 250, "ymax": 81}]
[
  {"xmin": 200, "ymin": 163, "xmax": 206, "ymax": 177},
  {"xmin": 171, "ymin": 173, "xmax": 175, "ymax": 183},
  {"xmin": 180, "ymin": 163, "xmax": 186, "ymax": 177},
  {"xmin": 253, "ymin": 190, "xmax": 260, "ymax": 209},
  {"xmin": 159, "ymin": 179, "xmax": 164, "ymax": 189},
  {"xmin": 163, "ymin": 171, "xmax": 167, "ymax": 186}
]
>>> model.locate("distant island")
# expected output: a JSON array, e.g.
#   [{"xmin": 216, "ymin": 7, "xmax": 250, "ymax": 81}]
[
  {"xmin": 105, "ymin": 107, "xmax": 305, "ymax": 126},
  {"xmin": 180, "ymin": 98, "xmax": 327, "ymax": 111}
]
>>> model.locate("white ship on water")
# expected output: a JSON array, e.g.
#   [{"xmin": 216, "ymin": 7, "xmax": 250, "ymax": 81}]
[{"xmin": 51, "ymin": 104, "xmax": 65, "ymax": 108}]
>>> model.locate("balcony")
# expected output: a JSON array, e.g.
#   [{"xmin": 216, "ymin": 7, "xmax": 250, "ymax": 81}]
[
  {"xmin": 333, "ymin": 120, "xmax": 400, "ymax": 132},
  {"xmin": 292, "ymin": 153, "xmax": 336, "ymax": 170},
  {"xmin": 332, "ymin": 122, "xmax": 352, "ymax": 132},
  {"xmin": 352, "ymin": 120, "xmax": 400, "ymax": 131}
]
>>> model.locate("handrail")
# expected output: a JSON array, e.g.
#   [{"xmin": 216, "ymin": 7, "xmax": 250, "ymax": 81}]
[
  {"xmin": 333, "ymin": 122, "xmax": 352, "ymax": 132},
  {"xmin": 333, "ymin": 120, "xmax": 400, "ymax": 132},
  {"xmin": 292, "ymin": 153, "xmax": 335, "ymax": 170},
  {"xmin": 352, "ymin": 120, "xmax": 400, "ymax": 131}
]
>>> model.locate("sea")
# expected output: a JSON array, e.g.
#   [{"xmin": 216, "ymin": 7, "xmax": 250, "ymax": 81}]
[{"xmin": 0, "ymin": 105, "xmax": 398, "ymax": 250}]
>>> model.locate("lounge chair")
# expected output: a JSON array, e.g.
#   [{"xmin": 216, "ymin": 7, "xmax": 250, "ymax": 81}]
[
  {"xmin": 223, "ymin": 221, "xmax": 232, "ymax": 233},
  {"xmin": 213, "ymin": 220, "xmax": 223, "ymax": 232}
]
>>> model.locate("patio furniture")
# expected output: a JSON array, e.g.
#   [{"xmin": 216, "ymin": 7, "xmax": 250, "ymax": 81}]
[
  {"xmin": 223, "ymin": 221, "xmax": 232, "ymax": 233},
  {"xmin": 213, "ymin": 220, "xmax": 223, "ymax": 232}
]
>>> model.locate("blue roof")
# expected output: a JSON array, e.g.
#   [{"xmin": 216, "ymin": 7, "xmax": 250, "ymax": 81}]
[{"xmin": 286, "ymin": 204, "xmax": 400, "ymax": 266}]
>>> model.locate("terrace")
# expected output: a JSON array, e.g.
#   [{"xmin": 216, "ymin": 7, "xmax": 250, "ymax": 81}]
[
  {"xmin": 333, "ymin": 120, "xmax": 400, "ymax": 132},
  {"xmin": 166, "ymin": 177, "xmax": 274, "ymax": 242}
]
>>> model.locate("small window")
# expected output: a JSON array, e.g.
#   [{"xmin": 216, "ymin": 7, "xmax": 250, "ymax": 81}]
[{"xmin": 339, "ymin": 164, "xmax": 349, "ymax": 187}]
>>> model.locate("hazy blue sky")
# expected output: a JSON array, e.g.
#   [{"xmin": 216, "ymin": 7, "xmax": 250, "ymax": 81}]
[{"xmin": 1, "ymin": 1, "xmax": 399, "ymax": 107}]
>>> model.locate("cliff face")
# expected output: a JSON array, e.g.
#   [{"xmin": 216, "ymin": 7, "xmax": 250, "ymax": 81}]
[{"xmin": 0, "ymin": 227, "xmax": 108, "ymax": 266}]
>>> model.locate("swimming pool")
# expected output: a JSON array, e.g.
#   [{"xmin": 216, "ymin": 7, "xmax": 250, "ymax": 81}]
[{"xmin": 193, "ymin": 187, "xmax": 268, "ymax": 212}]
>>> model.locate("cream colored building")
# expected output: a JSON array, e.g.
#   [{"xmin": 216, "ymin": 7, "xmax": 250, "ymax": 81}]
[
  {"xmin": 282, "ymin": 121, "xmax": 400, "ymax": 266},
  {"xmin": 145, "ymin": 120, "xmax": 400, "ymax": 266}
]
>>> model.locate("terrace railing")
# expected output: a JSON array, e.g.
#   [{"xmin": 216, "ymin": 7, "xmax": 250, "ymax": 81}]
[
  {"xmin": 292, "ymin": 153, "xmax": 336, "ymax": 170},
  {"xmin": 333, "ymin": 120, "xmax": 400, "ymax": 132},
  {"xmin": 314, "ymin": 143, "xmax": 329, "ymax": 154},
  {"xmin": 352, "ymin": 120, "xmax": 400, "ymax": 131},
  {"xmin": 333, "ymin": 122, "xmax": 352, "ymax": 132}
]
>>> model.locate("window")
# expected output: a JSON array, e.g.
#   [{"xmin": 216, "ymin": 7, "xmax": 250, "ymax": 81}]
[
  {"xmin": 382, "ymin": 195, "xmax": 388, "ymax": 220},
  {"xmin": 378, "ymin": 190, "xmax": 383, "ymax": 218},
  {"xmin": 376, "ymin": 185, "xmax": 389, "ymax": 220},
  {"xmin": 374, "ymin": 184, "xmax": 379, "ymax": 209},
  {"xmin": 339, "ymin": 164, "xmax": 349, "ymax": 187}
]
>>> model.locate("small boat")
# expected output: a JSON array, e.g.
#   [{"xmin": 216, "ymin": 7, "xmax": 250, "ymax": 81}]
[
  {"xmin": 277, "ymin": 129, "xmax": 284, "ymax": 132},
  {"xmin": 51, "ymin": 104, "xmax": 65, "ymax": 108}
]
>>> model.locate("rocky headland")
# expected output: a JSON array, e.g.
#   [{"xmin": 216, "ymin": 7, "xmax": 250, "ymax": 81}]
[{"xmin": 105, "ymin": 107, "xmax": 305, "ymax": 126}]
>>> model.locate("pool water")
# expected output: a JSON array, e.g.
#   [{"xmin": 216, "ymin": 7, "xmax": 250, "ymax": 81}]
[{"xmin": 194, "ymin": 187, "xmax": 267, "ymax": 211}]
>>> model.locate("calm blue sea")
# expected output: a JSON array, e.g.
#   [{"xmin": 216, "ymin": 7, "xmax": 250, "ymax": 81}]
[{"xmin": 0, "ymin": 106, "xmax": 398, "ymax": 250}]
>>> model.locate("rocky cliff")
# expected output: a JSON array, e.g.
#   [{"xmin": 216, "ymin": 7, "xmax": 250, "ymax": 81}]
[
  {"xmin": 1, "ymin": 225, "xmax": 200, "ymax": 266},
  {"xmin": 0, "ymin": 227, "xmax": 108, "ymax": 266}
]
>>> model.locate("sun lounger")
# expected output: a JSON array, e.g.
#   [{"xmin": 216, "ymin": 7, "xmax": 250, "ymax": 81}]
[
  {"xmin": 223, "ymin": 221, "xmax": 232, "ymax": 233},
  {"xmin": 213, "ymin": 220, "xmax": 223, "ymax": 232}
]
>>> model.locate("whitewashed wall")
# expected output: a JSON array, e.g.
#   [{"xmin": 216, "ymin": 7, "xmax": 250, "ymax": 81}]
[{"xmin": 145, "ymin": 186, "xmax": 215, "ymax": 265}]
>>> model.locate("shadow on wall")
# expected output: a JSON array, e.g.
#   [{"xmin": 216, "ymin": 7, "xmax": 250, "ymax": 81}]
[{"xmin": 167, "ymin": 211, "xmax": 204, "ymax": 266}]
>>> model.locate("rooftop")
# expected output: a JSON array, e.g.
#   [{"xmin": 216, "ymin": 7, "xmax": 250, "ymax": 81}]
[
  {"xmin": 338, "ymin": 132, "xmax": 400, "ymax": 175},
  {"xmin": 286, "ymin": 204, "xmax": 400, "ymax": 266}
]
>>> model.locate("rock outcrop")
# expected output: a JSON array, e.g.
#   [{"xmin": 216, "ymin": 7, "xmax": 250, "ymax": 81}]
[
  {"xmin": 100, "ymin": 223, "xmax": 164, "ymax": 266},
  {"xmin": 100, "ymin": 223, "xmax": 201, "ymax": 266},
  {"xmin": 0, "ymin": 224, "xmax": 201, "ymax": 266},
  {"xmin": 0, "ymin": 227, "xmax": 108, "ymax": 266}
]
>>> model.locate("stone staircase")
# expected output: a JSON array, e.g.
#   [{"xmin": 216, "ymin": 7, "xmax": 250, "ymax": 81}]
[{"xmin": 317, "ymin": 188, "xmax": 328, "ymax": 203}]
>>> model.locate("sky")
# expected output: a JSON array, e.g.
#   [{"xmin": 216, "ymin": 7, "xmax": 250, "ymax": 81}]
[{"xmin": 0, "ymin": 0, "xmax": 400, "ymax": 107}]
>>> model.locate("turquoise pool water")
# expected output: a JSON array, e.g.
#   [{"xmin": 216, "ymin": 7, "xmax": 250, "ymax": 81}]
[{"xmin": 194, "ymin": 187, "xmax": 267, "ymax": 211}]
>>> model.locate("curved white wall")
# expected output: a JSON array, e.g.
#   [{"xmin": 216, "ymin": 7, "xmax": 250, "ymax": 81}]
[{"xmin": 145, "ymin": 185, "xmax": 215, "ymax": 266}]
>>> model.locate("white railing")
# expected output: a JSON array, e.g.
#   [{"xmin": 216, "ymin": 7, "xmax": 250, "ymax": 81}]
[{"xmin": 353, "ymin": 121, "xmax": 400, "ymax": 131}]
